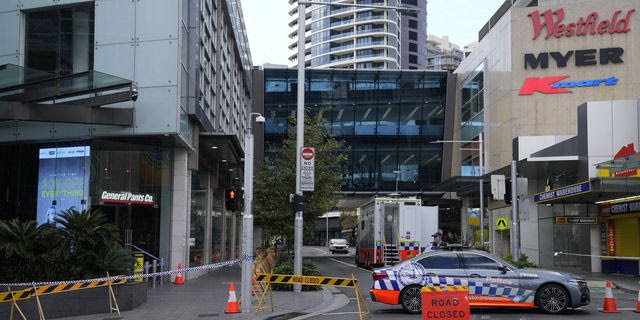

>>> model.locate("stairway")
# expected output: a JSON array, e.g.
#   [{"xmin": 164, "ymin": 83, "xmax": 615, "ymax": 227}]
[{"xmin": 382, "ymin": 244, "xmax": 400, "ymax": 266}]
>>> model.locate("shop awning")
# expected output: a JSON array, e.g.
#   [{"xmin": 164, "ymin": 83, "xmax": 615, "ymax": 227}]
[{"xmin": 0, "ymin": 64, "xmax": 136, "ymax": 126}]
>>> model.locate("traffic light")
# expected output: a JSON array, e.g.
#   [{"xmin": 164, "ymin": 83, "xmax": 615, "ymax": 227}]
[
  {"xmin": 504, "ymin": 179, "xmax": 512, "ymax": 205},
  {"xmin": 226, "ymin": 188, "xmax": 238, "ymax": 211}
]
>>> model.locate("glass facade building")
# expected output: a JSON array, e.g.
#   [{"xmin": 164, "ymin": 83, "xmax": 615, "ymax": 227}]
[{"xmin": 261, "ymin": 68, "xmax": 449, "ymax": 192}]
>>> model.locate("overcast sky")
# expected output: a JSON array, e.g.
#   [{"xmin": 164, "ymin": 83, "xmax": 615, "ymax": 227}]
[{"xmin": 241, "ymin": 0, "xmax": 505, "ymax": 66}]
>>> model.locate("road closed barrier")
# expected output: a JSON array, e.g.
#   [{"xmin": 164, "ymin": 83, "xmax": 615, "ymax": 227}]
[
  {"xmin": 255, "ymin": 273, "xmax": 370, "ymax": 320},
  {"xmin": 421, "ymin": 286, "xmax": 470, "ymax": 320}
]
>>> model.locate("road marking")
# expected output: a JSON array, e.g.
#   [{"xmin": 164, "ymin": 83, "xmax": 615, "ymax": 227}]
[
  {"xmin": 321, "ymin": 312, "xmax": 362, "ymax": 316},
  {"xmin": 328, "ymin": 258, "xmax": 372, "ymax": 273},
  {"xmin": 312, "ymin": 247, "xmax": 328, "ymax": 255}
]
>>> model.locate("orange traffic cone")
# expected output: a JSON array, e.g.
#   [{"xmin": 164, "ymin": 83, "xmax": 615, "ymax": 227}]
[
  {"xmin": 634, "ymin": 287, "xmax": 640, "ymax": 313},
  {"xmin": 225, "ymin": 282, "xmax": 240, "ymax": 313},
  {"xmin": 600, "ymin": 280, "xmax": 620, "ymax": 313},
  {"xmin": 174, "ymin": 263, "xmax": 184, "ymax": 284}
]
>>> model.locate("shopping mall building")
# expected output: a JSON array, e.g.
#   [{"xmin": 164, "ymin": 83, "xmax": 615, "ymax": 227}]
[
  {"xmin": 444, "ymin": 0, "xmax": 640, "ymax": 274},
  {"xmin": 0, "ymin": 0, "xmax": 253, "ymax": 279}
]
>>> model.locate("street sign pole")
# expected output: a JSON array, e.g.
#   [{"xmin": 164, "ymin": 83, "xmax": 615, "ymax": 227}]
[
  {"xmin": 293, "ymin": 2, "xmax": 306, "ymax": 293},
  {"xmin": 511, "ymin": 160, "xmax": 520, "ymax": 259}
]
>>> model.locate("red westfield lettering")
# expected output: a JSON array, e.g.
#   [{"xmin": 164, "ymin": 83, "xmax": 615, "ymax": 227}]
[
  {"xmin": 528, "ymin": 8, "xmax": 635, "ymax": 40},
  {"xmin": 519, "ymin": 76, "xmax": 570, "ymax": 95}
]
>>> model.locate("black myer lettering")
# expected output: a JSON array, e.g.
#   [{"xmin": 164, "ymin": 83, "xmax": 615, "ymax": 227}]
[{"xmin": 524, "ymin": 47, "xmax": 623, "ymax": 69}]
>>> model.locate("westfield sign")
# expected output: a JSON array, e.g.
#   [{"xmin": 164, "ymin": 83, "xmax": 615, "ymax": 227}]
[{"xmin": 528, "ymin": 8, "xmax": 635, "ymax": 40}]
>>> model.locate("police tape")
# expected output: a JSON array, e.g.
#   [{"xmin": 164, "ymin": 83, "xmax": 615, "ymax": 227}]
[
  {"xmin": 0, "ymin": 255, "xmax": 253, "ymax": 288},
  {"xmin": 0, "ymin": 279, "xmax": 129, "ymax": 303},
  {"xmin": 255, "ymin": 273, "xmax": 357, "ymax": 288}
]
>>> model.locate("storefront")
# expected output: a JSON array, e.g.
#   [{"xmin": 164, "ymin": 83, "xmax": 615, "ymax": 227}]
[{"xmin": 445, "ymin": 0, "xmax": 640, "ymax": 274}]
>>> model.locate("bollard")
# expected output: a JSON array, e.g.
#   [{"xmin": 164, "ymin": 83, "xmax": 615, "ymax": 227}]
[
  {"xmin": 159, "ymin": 258, "xmax": 165, "ymax": 286},
  {"xmin": 152, "ymin": 260, "xmax": 157, "ymax": 288},
  {"xmin": 144, "ymin": 261, "xmax": 150, "ymax": 284}
]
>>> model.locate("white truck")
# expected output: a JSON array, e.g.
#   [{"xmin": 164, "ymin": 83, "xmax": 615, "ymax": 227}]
[{"xmin": 355, "ymin": 197, "xmax": 439, "ymax": 268}]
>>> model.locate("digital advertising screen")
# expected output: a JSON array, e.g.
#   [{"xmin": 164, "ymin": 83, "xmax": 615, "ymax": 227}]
[{"xmin": 36, "ymin": 146, "xmax": 91, "ymax": 225}]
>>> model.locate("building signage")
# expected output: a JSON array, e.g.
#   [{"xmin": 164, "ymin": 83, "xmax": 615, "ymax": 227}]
[
  {"xmin": 300, "ymin": 147, "xmax": 315, "ymax": 192},
  {"xmin": 533, "ymin": 181, "xmax": 591, "ymax": 203},
  {"xmin": 607, "ymin": 222, "xmax": 615, "ymax": 256},
  {"xmin": 524, "ymin": 47, "xmax": 624, "ymax": 69},
  {"xmin": 528, "ymin": 8, "xmax": 635, "ymax": 40},
  {"xmin": 519, "ymin": 76, "xmax": 618, "ymax": 95},
  {"xmin": 100, "ymin": 191, "xmax": 155, "ymax": 205},
  {"xmin": 612, "ymin": 143, "xmax": 638, "ymax": 177},
  {"xmin": 555, "ymin": 216, "xmax": 598, "ymax": 225},
  {"xmin": 601, "ymin": 200, "xmax": 640, "ymax": 216}
]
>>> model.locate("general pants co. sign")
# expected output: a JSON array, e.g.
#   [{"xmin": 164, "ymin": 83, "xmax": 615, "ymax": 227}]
[{"xmin": 300, "ymin": 147, "xmax": 315, "ymax": 192}]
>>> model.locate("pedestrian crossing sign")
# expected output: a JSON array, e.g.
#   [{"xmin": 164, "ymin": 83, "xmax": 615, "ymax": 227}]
[{"xmin": 496, "ymin": 217, "xmax": 509, "ymax": 231}]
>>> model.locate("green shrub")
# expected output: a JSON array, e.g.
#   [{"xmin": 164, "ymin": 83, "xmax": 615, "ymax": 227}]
[
  {"xmin": 504, "ymin": 253, "xmax": 538, "ymax": 268},
  {"xmin": 0, "ymin": 209, "xmax": 134, "ymax": 282},
  {"xmin": 271, "ymin": 256, "xmax": 321, "ymax": 291}
]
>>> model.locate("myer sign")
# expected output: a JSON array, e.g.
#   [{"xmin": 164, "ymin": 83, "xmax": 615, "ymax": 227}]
[
  {"xmin": 300, "ymin": 147, "xmax": 315, "ymax": 192},
  {"xmin": 101, "ymin": 191, "xmax": 155, "ymax": 205}
]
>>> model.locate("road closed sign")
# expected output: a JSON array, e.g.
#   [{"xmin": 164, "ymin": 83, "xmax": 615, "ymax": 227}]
[
  {"xmin": 421, "ymin": 286, "xmax": 470, "ymax": 320},
  {"xmin": 300, "ymin": 147, "xmax": 315, "ymax": 191}
]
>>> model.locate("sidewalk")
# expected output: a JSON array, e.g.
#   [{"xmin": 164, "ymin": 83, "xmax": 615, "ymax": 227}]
[
  {"xmin": 61, "ymin": 265, "xmax": 332, "ymax": 320},
  {"xmin": 581, "ymin": 272, "xmax": 640, "ymax": 294}
]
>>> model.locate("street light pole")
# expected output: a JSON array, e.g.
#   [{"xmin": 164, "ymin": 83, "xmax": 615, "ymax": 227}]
[
  {"xmin": 293, "ymin": 1, "xmax": 306, "ymax": 293},
  {"xmin": 241, "ymin": 113, "xmax": 264, "ymax": 313},
  {"xmin": 293, "ymin": 0, "xmax": 420, "ymax": 293},
  {"xmin": 479, "ymin": 133, "xmax": 484, "ymax": 248}
]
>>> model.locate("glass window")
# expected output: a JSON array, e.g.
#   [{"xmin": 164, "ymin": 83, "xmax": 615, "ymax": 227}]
[
  {"xmin": 26, "ymin": 4, "xmax": 94, "ymax": 75},
  {"xmin": 189, "ymin": 173, "xmax": 206, "ymax": 267},
  {"xmin": 397, "ymin": 141, "xmax": 419, "ymax": 190},
  {"xmin": 419, "ymin": 144, "xmax": 442, "ymax": 187},
  {"xmin": 399, "ymin": 104, "xmax": 420, "ymax": 135},
  {"xmin": 377, "ymin": 103, "xmax": 399, "ymax": 135},
  {"xmin": 460, "ymin": 65, "xmax": 484, "ymax": 122},
  {"xmin": 352, "ymin": 142, "xmax": 377, "ymax": 190},
  {"xmin": 418, "ymin": 253, "xmax": 462, "ymax": 269},
  {"xmin": 354, "ymin": 105, "xmax": 376, "ymax": 135},
  {"xmin": 409, "ymin": 31, "xmax": 418, "ymax": 41},
  {"xmin": 331, "ymin": 104, "xmax": 355, "ymax": 135},
  {"xmin": 461, "ymin": 253, "xmax": 501, "ymax": 270},
  {"xmin": 376, "ymin": 142, "xmax": 398, "ymax": 190},
  {"xmin": 409, "ymin": 54, "xmax": 418, "ymax": 64}
]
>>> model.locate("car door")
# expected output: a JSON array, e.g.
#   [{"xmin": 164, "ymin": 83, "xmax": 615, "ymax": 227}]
[
  {"xmin": 416, "ymin": 252, "xmax": 467, "ymax": 281},
  {"xmin": 460, "ymin": 252, "xmax": 522, "ymax": 305}
]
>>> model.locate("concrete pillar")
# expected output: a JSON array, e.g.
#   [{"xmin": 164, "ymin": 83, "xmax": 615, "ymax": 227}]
[{"xmin": 170, "ymin": 148, "xmax": 190, "ymax": 279}]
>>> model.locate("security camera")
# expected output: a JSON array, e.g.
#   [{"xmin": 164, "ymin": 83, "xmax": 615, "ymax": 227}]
[{"xmin": 255, "ymin": 115, "xmax": 265, "ymax": 123}]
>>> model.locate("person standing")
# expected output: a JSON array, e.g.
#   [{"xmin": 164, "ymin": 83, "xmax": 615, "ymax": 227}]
[{"xmin": 429, "ymin": 229, "xmax": 448, "ymax": 251}]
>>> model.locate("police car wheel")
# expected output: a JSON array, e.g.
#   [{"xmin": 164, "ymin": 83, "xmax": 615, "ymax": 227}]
[
  {"xmin": 400, "ymin": 285, "xmax": 422, "ymax": 314},
  {"xmin": 536, "ymin": 284, "xmax": 569, "ymax": 314}
]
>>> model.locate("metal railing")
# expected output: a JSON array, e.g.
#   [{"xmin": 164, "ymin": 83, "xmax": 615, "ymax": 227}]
[{"xmin": 125, "ymin": 243, "xmax": 165, "ymax": 288}]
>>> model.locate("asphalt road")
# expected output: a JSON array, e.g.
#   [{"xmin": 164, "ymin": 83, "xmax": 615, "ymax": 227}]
[{"xmin": 302, "ymin": 246, "xmax": 639, "ymax": 320}]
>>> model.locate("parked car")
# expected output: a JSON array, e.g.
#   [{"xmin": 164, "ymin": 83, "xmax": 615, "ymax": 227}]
[
  {"xmin": 329, "ymin": 239, "xmax": 349, "ymax": 254},
  {"xmin": 370, "ymin": 249, "xmax": 590, "ymax": 314}
]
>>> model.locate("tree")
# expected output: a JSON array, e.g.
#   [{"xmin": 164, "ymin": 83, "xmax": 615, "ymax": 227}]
[{"xmin": 254, "ymin": 111, "xmax": 346, "ymax": 249}]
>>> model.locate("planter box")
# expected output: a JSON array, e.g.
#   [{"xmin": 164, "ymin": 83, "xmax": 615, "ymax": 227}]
[{"xmin": 0, "ymin": 281, "xmax": 147, "ymax": 319}]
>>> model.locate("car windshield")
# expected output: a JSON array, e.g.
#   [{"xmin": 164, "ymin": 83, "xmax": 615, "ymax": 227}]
[{"xmin": 331, "ymin": 239, "xmax": 347, "ymax": 244}]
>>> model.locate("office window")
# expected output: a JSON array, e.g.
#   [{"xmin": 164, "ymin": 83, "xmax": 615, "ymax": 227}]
[
  {"xmin": 25, "ymin": 4, "xmax": 94, "ymax": 75},
  {"xmin": 409, "ymin": 42, "xmax": 418, "ymax": 52},
  {"xmin": 409, "ymin": 31, "xmax": 418, "ymax": 41},
  {"xmin": 408, "ymin": 19, "xmax": 418, "ymax": 29},
  {"xmin": 409, "ymin": 55, "xmax": 418, "ymax": 64}
]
